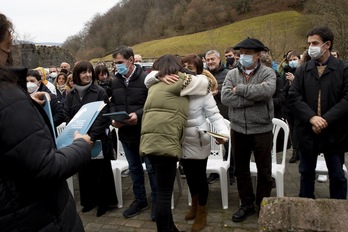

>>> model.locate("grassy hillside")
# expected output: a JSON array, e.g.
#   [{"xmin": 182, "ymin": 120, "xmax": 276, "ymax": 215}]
[{"xmin": 92, "ymin": 11, "xmax": 311, "ymax": 63}]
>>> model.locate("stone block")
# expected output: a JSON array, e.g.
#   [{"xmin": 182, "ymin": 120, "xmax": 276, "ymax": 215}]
[{"xmin": 259, "ymin": 197, "xmax": 348, "ymax": 232}]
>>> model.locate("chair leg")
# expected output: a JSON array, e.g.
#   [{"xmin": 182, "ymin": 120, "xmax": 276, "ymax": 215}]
[
  {"xmin": 114, "ymin": 169, "xmax": 123, "ymax": 208},
  {"xmin": 220, "ymin": 169, "xmax": 228, "ymax": 209},
  {"xmin": 176, "ymin": 169, "xmax": 182, "ymax": 195},
  {"xmin": 188, "ymin": 186, "xmax": 192, "ymax": 206},
  {"xmin": 275, "ymin": 173, "xmax": 284, "ymax": 197}
]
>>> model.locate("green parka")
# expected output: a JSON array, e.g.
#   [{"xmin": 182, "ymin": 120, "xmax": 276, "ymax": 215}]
[{"xmin": 140, "ymin": 72, "xmax": 189, "ymax": 160}]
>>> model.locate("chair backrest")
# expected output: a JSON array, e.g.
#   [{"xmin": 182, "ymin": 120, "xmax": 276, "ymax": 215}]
[
  {"xmin": 56, "ymin": 122, "xmax": 66, "ymax": 136},
  {"xmin": 207, "ymin": 118, "xmax": 231, "ymax": 163},
  {"xmin": 272, "ymin": 118, "xmax": 289, "ymax": 166},
  {"xmin": 110, "ymin": 126, "xmax": 127, "ymax": 161}
]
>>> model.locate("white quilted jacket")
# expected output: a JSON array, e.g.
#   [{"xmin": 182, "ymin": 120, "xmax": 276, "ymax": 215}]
[{"xmin": 181, "ymin": 93, "xmax": 229, "ymax": 160}]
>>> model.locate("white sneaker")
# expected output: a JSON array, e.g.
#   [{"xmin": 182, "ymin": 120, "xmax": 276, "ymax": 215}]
[{"xmin": 317, "ymin": 175, "xmax": 328, "ymax": 183}]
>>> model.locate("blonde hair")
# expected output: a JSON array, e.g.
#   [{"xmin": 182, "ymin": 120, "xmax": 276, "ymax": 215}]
[{"xmin": 65, "ymin": 74, "xmax": 74, "ymax": 91}]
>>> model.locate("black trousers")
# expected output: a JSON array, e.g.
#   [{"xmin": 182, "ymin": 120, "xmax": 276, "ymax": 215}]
[
  {"xmin": 181, "ymin": 157, "xmax": 209, "ymax": 206},
  {"xmin": 232, "ymin": 130, "xmax": 273, "ymax": 206},
  {"xmin": 148, "ymin": 155, "xmax": 179, "ymax": 232}
]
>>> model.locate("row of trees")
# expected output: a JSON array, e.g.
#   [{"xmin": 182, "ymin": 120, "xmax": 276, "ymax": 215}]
[
  {"xmin": 62, "ymin": 0, "xmax": 347, "ymax": 61},
  {"xmin": 62, "ymin": 0, "xmax": 301, "ymax": 60}
]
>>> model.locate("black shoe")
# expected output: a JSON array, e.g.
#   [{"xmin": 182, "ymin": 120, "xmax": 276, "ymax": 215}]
[
  {"xmin": 81, "ymin": 204, "xmax": 96, "ymax": 213},
  {"xmin": 230, "ymin": 176, "xmax": 236, "ymax": 185},
  {"xmin": 271, "ymin": 177, "xmax": 276, "ymax": 188},
  {"xmin": 96, "ymin": 205, "xmax": 115, "ymax": 217},
  {"xmin": 207, "ymin": 173, "xmax": 219, "ymax": 184},
  {"xmin": 123, "ymin": 199, "xmax": 149, "ymax": 218},
  {"xmin": 289, "ymin": 150, "xmax": 300, "ymax": 163},
  {"xmin": 232, "ymin": 205, "xmax": 255, "ymax": 222},
  {"xmin": 151, "ymin": 201, "xmax": 156, "ymax": 221}
]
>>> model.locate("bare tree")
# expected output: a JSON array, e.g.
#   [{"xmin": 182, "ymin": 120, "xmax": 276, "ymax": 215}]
[{"xmin": 304, "ymin": 0, "xmax": 348, "ymax": 59}]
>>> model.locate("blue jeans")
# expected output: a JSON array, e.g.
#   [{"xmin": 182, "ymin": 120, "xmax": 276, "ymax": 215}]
[
  {"xmin": 121, "ymin": 141, "xmax": 157, "ymax": 202},
  {"xmin": 299, "ymin": 152, "xmax": 347, "ymax": 199}
]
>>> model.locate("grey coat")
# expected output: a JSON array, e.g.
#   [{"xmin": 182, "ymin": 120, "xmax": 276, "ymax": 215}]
[{"xmin": 221, "ymin": 63, "xmax": 276, "ymax": 134}]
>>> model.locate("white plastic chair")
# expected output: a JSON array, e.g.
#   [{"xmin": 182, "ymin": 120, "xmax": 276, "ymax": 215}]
[
  {"xmin": 111, "ymin": 126, "xmax": 181, "ymax": 209},
  {"xmin": 56, "ymin": 122, "xmax": 75, "ymax": 198},
  {"xmin": 250, "ymin": 118, "xmax": 289, "ymax": 197},
  {"xmin": 315, "ymin": 153, "xmax": 348, "ymax": 197},
  {"xmin": 188, "ymin": 118, "xmax": 231, "ymax": 209},
  {"xmin": 110, "ymin": 128, "xmax": 129, "ymax": 208}
]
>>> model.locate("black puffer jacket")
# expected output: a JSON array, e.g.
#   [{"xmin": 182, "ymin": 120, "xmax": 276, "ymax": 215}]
[
  {"xmin": 0, "ymin": 68, "xmax": 91, "ymax": 231},
  {"xmin": 64, "ymin": 84, "xmax": 109, "ymax": 142},
  {"xmin": 111, "ymin": 65, "xmax": 148, "ymax": 143},
  {"xmin": 208, "ymin": 63, "xmax": 229, "ymax": 119}
]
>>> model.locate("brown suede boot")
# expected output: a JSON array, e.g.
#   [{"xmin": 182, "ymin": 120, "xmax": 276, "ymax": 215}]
[
  {"xmin": 185, "ymin": 195, "xmax": 198, "ymax": 220},
  {"xmin": 191, "ymin": 205, "xmax": 207, "ymax": 232}
]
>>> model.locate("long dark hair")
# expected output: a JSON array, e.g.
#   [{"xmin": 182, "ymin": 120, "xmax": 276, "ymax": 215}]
[{"xmin": 152, "ymin": 54, "xmax": 184, "ymax": 78}]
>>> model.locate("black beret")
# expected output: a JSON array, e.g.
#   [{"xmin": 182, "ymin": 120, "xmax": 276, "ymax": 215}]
[{"xmin": 233, "ymin": 37, "xmax": 266, "ymax": 51}]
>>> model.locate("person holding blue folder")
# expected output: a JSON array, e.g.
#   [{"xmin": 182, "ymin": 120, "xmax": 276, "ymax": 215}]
[
  {"xmin": 64, "ymin": 60, "xmax": 117, "ymax": 217},
  {"xmin": 0, "ymin": 13, "xmax": 91, "ymax": 232}
]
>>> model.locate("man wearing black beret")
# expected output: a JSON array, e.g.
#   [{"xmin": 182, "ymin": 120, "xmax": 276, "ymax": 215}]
[{"xmin": 221, "ymin": 37, "xmax": 276, "ymax": 222}]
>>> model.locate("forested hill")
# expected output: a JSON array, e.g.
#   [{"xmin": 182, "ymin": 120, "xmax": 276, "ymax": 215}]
[{"xmin": 62, "ymin": 0, "xmax": 305, "ymax": 60}]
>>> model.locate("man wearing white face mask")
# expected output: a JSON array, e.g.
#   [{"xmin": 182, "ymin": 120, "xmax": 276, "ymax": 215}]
[
  {"xmin": 289, "ymin": 26, "xmax": 348, "ymax": 200},
  {"xmin": 48, "ymin": 66, "xmax": 58, "ymax": 83},
  {"xmin": 221, "ymin": 37, "xmax": 276, "ymax": 222}
]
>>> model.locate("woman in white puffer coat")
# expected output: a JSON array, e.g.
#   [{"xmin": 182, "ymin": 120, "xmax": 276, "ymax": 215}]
[
  {"xmin": 145, "ymin": 54, "xmax": 229, "ymax": 232},
  {"xmin": 181, "ymin": 55, "xmax": 229, "ymax": 232}
]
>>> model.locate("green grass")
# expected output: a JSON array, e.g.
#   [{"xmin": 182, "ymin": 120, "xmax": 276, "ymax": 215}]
[{"xmin": 91, "ymin": 11, "xmax": 310, "ymax": 63}]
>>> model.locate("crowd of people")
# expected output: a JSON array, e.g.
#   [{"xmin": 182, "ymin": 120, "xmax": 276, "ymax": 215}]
[{"xmin": 1, "ymin": 11, "xmax": 348, "ymax": 232}]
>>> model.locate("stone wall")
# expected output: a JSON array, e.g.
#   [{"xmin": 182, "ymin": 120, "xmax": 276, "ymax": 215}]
[
  {"xmin": 259, "ymin": 197, "xmax": 348, "ymax": 232},
  {"xmin": 11, "ymin": 44, "xmax": 75, "ymax": 69}
]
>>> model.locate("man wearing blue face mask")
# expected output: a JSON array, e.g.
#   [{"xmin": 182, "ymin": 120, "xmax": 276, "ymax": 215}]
[
  {"xmin": 221, "ymin": 37, "xmax": 276, "ymax": 222},
  {"xmin": 110, "ymin": 45, "xmax": 157, "ymax": 221},
  {"xmin": 289, "ymin": 26, "xmax": 348, "ymax": 200}
]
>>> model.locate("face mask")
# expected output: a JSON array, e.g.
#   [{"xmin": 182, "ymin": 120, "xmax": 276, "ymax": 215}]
[
  {"xmin": 289, "ymin": 60, "xmax": 299, "ymax": 69},
  {"xmin": 226, "ymin": 57, "xmax": 235, "ymax": 66},
  {"xmin": 239, "ymin": 54, "xmax": 254, "ymax": 68},
  {"xmin": 27, "ymin": 82, "xmax": 39, "ymax": 94},
  {"xmin": 116, "ymin": 62, "xmax": 129, "ymax": 75},
  {"xmin": 308, "ymin": 42, "xmax": 327, "ymax": 59},
  {"xmin": 135, "ymin": 62, "xmax": 142, "ymax": 67},
  {"xmin": 50, "ymin": 72, "xmax": 58, "ymax": 79}
]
